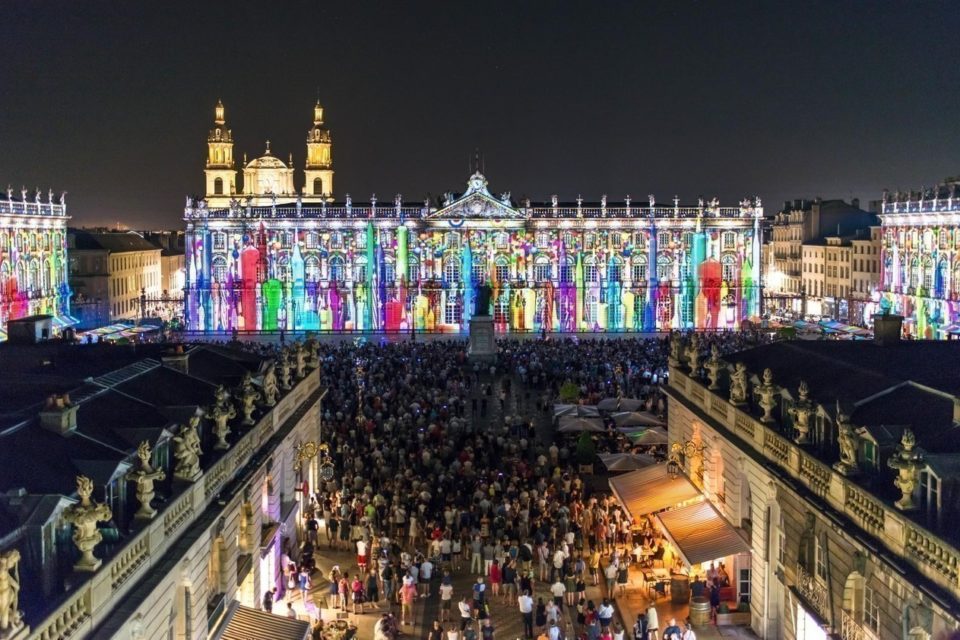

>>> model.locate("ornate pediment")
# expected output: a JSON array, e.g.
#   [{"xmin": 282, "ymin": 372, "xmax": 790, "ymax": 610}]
[{"xmin": 427, "ymin": 172, "xmax": 528, "ymax": 220}]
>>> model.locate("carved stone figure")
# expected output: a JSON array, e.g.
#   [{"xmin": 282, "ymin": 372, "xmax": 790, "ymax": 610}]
[
  {"xmin": 173, "ymin": 417, "xmax": 203, "ymax": 481},
  {"xmin": 789, "ymin": 380, "xmax": 815, "ymax": 444},
  {"xmin": 127, "ymin": 441, "xmax": 166, "ymax": 520},
  {"xmin": 704, "ymin": 345, "xmax": 723, "ymax": 390},
  {"xmin": 278, "ymin": 349, "xmax": 293, "ymax": 389},
  {"xmin": 63, "ymin": 476, "xmax": 113, "ymax": 572},
  {"xmin": 888, "ymin": 428, "xmax": 923, "ymax": 510},
  {"xmin": 4, "ymin": 186, "xmax": 10, "ymax": 201},
  {"xmin": 686, "ymin": 333, "xmax": 702, "ymax": 375},
  {"xmin": 668, "ymin": 333, "xmax": 683, "ymax": 367},
  {"xmin": 305, "ymin": 338, "xmax": 320, "ymax": 369},
  {"xmin": 756, "ymin": 368, "xmax": 780, "ymax": 424},
  {"xmin": 261, "ymin": 362, "xmax": 279, "ymax": 406},
  {"xmin": 293, "ymin": 343, "xmax": 307, "ymax": 379},
  {"xmin": 207, "ymin": 399, "xmax": 236, "ymax": 448},
  {"xmin": 213, "ymin": 384, "xmax": 231, "ymax": 410},
  {"xmin": 729, "ymin": 362, "xmax": 749, "ymax": 405},
  {"xmin": 834, "ymin": 408, "xmax": 859, "ymax": 475},
  {"xmin": 235, "ymin": 373, "xmax": 260, "ymax": 425},
  {"xmin": 0, "ymin": 548, "xmax": 22, "ymax": 636}
]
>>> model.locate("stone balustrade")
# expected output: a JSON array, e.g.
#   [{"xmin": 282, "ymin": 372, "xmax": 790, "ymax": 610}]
[
  {"xmin": 840, "ymin": 609, "xmax": 866, "ymax": 640},
  {"xmin": 26, "ymin": 369, "xmax": 321, "ymax": 640},
  {"xmin": 670, "ymin": 364, "xmax": 960, "ymax": 598}
]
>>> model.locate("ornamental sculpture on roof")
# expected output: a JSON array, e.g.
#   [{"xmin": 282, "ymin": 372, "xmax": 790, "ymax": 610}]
[{"xmin": 63, "ymin": 476, "xmax": 112, "ymax": 572}]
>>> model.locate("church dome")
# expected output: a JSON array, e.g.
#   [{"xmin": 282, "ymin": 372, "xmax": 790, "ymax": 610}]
[{"xmin": 246, "ymin": 155, "xmax": 287, "ymax": 170}]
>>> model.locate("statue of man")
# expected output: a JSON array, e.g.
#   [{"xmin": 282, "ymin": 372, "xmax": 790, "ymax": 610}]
[
  {"xmin": 474, "ymin": 282, "xmax": 493, "ymax": 317},
  {"xmin": 834, "ymin": 408, "xmax": 858, "ymax": 475},
  {"xmin": 261, "ymin": 361, "xmax": 279, "ymax": 406},
  {"xmin": 729, "ymin": 362, "xmax": 749, "ymax": 405},
  {"xmin": 207, "ymin": 402, "xmax": 237, "ymax": 448},
  {"xmin": 0, "ymin": 548, "xmax": 22, "ymax": 634},
  {"xmin": 278, "ymin": 349, "xmax": 293, "ymax": 389}
]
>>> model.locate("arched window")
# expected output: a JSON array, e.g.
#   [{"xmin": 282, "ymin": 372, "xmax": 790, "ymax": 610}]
[
  {"xmin": 534, "ymin": 255, "xmax": 552, "ymax": 282},
  {"xmin": 313, "ymin": 177, "xmax": 323, "ymax": 195},
  {"xmin": 354, "ymin": 256, "xmax": 367, "ymax": 282},
  {"xmin": 607, "ymin": 257, "xmax": 623, "ymax": 282},
  {"xmin": 584, "ymin": 256, "xmax": 598, "ymax": 283},
  {"xmin": 559, "ymin": 256, "xmax": 575, "ymax": 284},
  {"xmin": 29, "ymin": 260, "xmax": 39, "ymax": 292},
  {"xmin": 721, "ymin": 254, "xmax": 738, "ymax": 283},
  {"xmin": 444, "ymin": 257, "xmax": 460, "ymax": 283},
  {"xmin": 922, "ymin": 257, "xmax": 934, "ymax": 291},
  {"xmin": 910, "ymin": 258, "xmax": 921, "ymax": 289},
  {"xmin": 632, "ymin": 256, "xmax": 648, "ymax": 282},
  {"xmin": 494, "ymin": 255, "xmax": 510, "ymax": 282},
  {"xmin": 277, "ymin": 255, "xmax": 291, "ymax": 282},
  {"xmin": 212, "ymin": 257, "xmax": 227, "ymax": 283},
  {"xmin": 656, "ymin": 255, "xmax": 672, "ymax": 282},
  {"xmin": 213, "ymin": 178, "xmax": 223, "ymax": 195},
  {"xmin": 328, "ymin": 255, "xmax": 344, "ymax": 281},
  {"xmin": 304, "ymin": 256, "xmax": 320, "ymax": 282}
]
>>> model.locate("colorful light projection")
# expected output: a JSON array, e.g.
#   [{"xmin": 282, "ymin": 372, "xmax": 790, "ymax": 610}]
[{"xmin": 184, "ymin": 175, "xmax": 762, "ymax": 333}]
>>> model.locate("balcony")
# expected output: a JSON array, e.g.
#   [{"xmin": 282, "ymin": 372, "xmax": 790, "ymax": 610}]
[
  {"xmin": 840, "ymin": 609, "xmax": 867, "ymax": 640},
  {"xmin": 795, "ymin": 564, "xmax": 829, "ymax": 620}
]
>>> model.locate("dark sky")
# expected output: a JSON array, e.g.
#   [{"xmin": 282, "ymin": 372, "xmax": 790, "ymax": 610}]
[{"xmin": 1, "ymin": 1, "xmax": 958, "ymax": 228}]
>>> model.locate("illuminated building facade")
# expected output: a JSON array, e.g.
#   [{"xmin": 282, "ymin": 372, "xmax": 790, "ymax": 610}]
[
  {"xmin": 184, "ymin": 103, "xmax": 764, "ymax": 333},
  {"xmin": 0, "ymin": 188, "xmax": 72, "ymax": 338},
  {"xmin": 878, "ymin": 184, "xmax": 960, "ymax": 338}
]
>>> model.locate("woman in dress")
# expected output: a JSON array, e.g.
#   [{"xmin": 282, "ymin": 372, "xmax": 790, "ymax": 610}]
[{"xmin": 534, "ymin": 597, "xmax": 547, "ymax": 631}]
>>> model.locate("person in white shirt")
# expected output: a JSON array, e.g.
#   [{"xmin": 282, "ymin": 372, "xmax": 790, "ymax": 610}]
[
  {"xmin": 549, "ymin": 578, "xmax": 566, "ymax": 610},
  {"xmin": 518, "ymin": 590, "xmax": 534, "ymax": 639},
  {"xmin": 420, "ymin": 558, "xmax": 434, "ymax": 596},
  {"xmin": 458, "ymin": 597, "xmax": 473, "ymax": 631},
  {"xmin": 547, "ymin": 620, "xmax": 561, "ymax": 640},
  {"xmin": 439, "ymin": 579, "xmax": 454, "ymax": 622}
]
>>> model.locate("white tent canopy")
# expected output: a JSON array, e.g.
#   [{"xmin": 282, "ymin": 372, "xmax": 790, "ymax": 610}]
[
  {"xmin": 619, "ymin": 426, "xmax": 669, "ymax": 446},
  {"xmin": 610, "ymin": 411, "xmax": 664, "ymax": 427},
  {"xmin": 597, "ymin": 397, "xmax": 645, "ymax": 412},
  {"xmin": 598, "ymin": 452, "xmax": 658, "ymax": 471},
  {"xmin": 557, "ymin": 416, "xmax": 606, "ymax": 433},
  {"xmin": 554, "ymin": 404, "xmax": 601, "ymax": 419}
]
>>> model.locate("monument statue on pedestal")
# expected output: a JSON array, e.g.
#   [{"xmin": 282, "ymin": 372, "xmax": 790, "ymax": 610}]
[
  {"xmin": 475, "ymin": 282, "xmax": 492, "ymax": 317},
  {"xmin": 756, "ymin": 368, "xmax": 780, "ymax": 424},
  {"xmin": 278, "ymin": 348, "xmax": 293, "ymax": 389},
  {"xmin": 888, "ymin": 429, "xmax": 923, "ymax": 510},
  {"xmin": 729, "ymin": 362, "xmax": 749, "ymax": 405},
  {"xmin": 63, "ymin": 476, "xmax": 112, "ymax": 572},
  {"xmin": 173, "ymin": 417, "xmax": 203, "ymax": 481},
  {"xmin": 704, "ymin": 345, "xmax": 723, "ymax": 390},
  {"xmin": 293, "ymin": 343, "xmax": 307, "ymax": 379},
  {"xmin": 127, "ymin": 441, "xmax": 166, "ymax": 520},
  {"xmin": 235, "ymin": 373, "xmax": 260, "ymax": 426},
  {"xmin": 834, "ymin": 408, "xmax": 859, "ymax": 475},
  {"xmin": 789, "ymin": 380, "xmax": 814, "ymax": 444}
]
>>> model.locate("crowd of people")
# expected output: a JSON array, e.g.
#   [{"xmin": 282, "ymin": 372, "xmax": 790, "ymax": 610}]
[{"xmin": 229, "ymin": 331, "xmax": 771, "ymax": 640}]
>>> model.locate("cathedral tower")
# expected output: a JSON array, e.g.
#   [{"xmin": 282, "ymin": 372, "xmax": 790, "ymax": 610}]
[
  {"xmin": 303, "ymin": 101, "xmax": 334, "ymax": 200},
  {"xmin": 204, "ymin": 100, "xmax": 237, "ymax": 207}
]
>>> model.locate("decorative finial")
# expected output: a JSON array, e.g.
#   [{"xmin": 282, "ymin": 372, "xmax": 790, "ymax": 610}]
[{"xmin": 264, "ymin": 140, "xmax": 271, "ymax": 155}]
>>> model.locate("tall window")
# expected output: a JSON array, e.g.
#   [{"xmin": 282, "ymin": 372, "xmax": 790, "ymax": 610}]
[
  {"xmin": 330, "ymin": 232, "xmax": 343, "ymax": 249},
  {"xmin": 305, "ymin": 232, "xmax": 319, "ymax": 248},
  {"xmin": 633, "ymin": 231, "xmax": 646, "ymax": 249},
  {"xmin": 354, "ymin": 257, "xmax": 367, "ymax": 282},
  {"xmin": 212, "ymin": 257, "xmax": 227, "ymax": 283},
  {"xmin": 721, "ymin": 254, "xmax": 738, "ymax": 283},
  {"xmin": 657, "ymin": 231, "xmax": 671, "ymax": 248},
  {"xmin": 632, "ymin": 257, "xmax": 648, "ymax": 283},
  {"xmin": 611, "ymin": 232, "xmax": 623, "ymax": 248},
  {"xmin": 607, "ymin": 258, "xmax": 622, "ymax": 282},
  {"xmin": 536, "ymin": 231, "xmax": 550, "ymax": 248},
  {"xmin": 471, "ymin": 263, "xmax": 486, "ymax": 284},
  {"xmin": 304, "ymin": 256, "xmax": 320, "ymax": 282},
  {"xmin": 814, "ymin": 535, "xmax": 827, "ymax": 581},
  {"xmin": 407, "ymin": 260, "xmax": 419, "ymax": 283},
  {"xmin": 722, "ymin": 231, "xmax": 736, "ymax": 250},
  {"xmin": 562, "ymin": 231, "xmax": 575, "ymax": 248},
  {"xmin": 534, "ymin": 256, "xmax": 552, "ymax": 282},
  {"xmin": 586, "ymin": 294, "xmax": 598, "ymax": 323},
  {"xmin": 495, "ymin": 256, "xmax": 510, "ymax": 282},
  {"xmin": 383, "ymin": 260, "xmax": 396, "ymax": 283},
  {"xmin": 444, "ymin": 258, "xmax": 460, "ymax": 283},
  {"xmin": 777, "ymin": 511, "xmax": 786, "ymax": 568},
  {"xmin": 445, "ymin": 232, "xmax": 461, "ymax": 249},
  {"xmin": 657, "ymin": 255, "xmax": 672, "ymax": 281},
  {"xmin": 329, "ymin": 255, "xmax": 344, "ymax": 281},
  {"xmin": 214, "ymin": 178, "xmax": 223, "ymax": 195},
  {"xmin": 445, "ymin": 296, "xmax": 462, "ymax": 324},
  {"xmin": 313, "ymin": 177, "xmax": 323, "ymax": 195},
  {"xmin": 585, "ymin": 257, "xmax": 598, "ymax": 283},
  {"xmin": 355, "ymin": 231, "xmax": 367, "ymax": 250},
  {"xmin": 863, "ymin": 586, "xmax": 879, "ymax": 634},
  {"xmin": 496, "ymin": 232, "xmax": 510, "ymax": 249},
  {"xmin": 560, "ymin": 256, "xmax": 575, "ymax": 284},
  {"xmin": 212, "ymin": 232, "xmax": 226, "ymax": 251}
]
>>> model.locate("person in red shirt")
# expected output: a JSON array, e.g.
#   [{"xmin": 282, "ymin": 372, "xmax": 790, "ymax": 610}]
[{"xmin": 488, "ymin": 559, "xmax": 502, "ymax": 598}]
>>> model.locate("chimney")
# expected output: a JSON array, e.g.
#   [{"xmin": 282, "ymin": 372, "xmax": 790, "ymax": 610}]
[
  {"xmin": 851, "ymin": 198, "xmax": 860, "ymax": 209},
  {"xmin": 4, "ymin": 488, "xmax": 27, "ymax": 508},
  {"xmin": 872, "ymin": 313, "xmax": 903, "ymax": 347},
  {"xmin": 40, "ymin": 393, "xmax": 78, "ymax": 435},
  {"xmin": 162, "ymin": 344, "xmax": 189, "ymax": 374}
]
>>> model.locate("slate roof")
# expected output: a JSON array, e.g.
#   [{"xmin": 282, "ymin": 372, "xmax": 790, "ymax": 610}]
[{"xmin": 70, "ymin": 230, "xmax": 161, "ymax": 253}]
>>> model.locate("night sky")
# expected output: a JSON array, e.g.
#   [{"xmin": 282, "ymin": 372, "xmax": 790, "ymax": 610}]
[{"xmin": 1, "ymin": 1, "xmax": 958, "ymax": 228}]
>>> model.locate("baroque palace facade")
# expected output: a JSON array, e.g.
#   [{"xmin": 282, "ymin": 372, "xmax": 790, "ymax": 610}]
[
  {"xmin": 0, "ymin": 188, "xmax": 72, "ymax": 338},
  {"xmin": 184, "ymin": 103, "xmax": 763, "ymax": 333},
  {"xmin": 878, "ymin": 184, "xmax": 960, "ymax": 338}
]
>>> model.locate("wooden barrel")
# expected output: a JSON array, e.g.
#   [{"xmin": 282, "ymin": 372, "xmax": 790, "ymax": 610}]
[
  {"xmin": 690, "ymin": 596, "xmax": 711, "ymax": 626},
  {"xmin": 671, "ymin": 574, "xmax": 690, "ymax": 603}
]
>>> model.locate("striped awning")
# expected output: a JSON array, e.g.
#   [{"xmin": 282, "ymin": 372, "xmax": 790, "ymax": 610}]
[
  {"xmin": 215, "ymin": 603, "xmax": 309, "ymax": 640},
  {"xmin": 608, "ymin": 464, "xmax": 700, "ymax": 520},
  {"xmin": 655, "ymin": 501, "xmax": 750, "ymax": 566}
]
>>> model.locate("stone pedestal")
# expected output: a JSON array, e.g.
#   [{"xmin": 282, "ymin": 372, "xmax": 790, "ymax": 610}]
[{"xmin": 468, "ymin": 315, "xmax": 496, "ymax": 362}]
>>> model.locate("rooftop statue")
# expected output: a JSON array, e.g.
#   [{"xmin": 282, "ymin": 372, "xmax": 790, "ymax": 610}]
[
  {"xmin": 63, "ymin": 476, "xmax": 112, "ymax": 572},
  {"xmin": 0, "ymin": 548, "xmax": 23, "ymax": 636},
  {"xmin": 128, "ymin": 441, "xmax": 166, "ymax": 520},
  {"xmin": 173, "ymin": 417, "xmax": 203, "ymax": 481}
]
